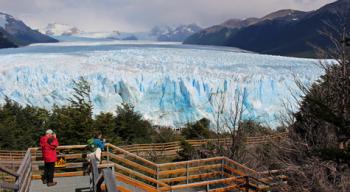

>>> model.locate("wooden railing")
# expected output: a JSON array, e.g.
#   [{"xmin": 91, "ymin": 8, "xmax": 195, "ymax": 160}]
[
  {"xmin": 0, "ymin": 133, "xmax": 287, "ymax": 192},
  {"xmin": 0, "ymin": 148, "xmax": 32, "ymax": 192},
  {"xmin": 106, "ymin": 144, "xmax": 171, "ymax": 191},
  {"xmin": 119, "ymin": 132, "xmax": 288, "ymax": 158},
  {"xmin": 0, "ymin": 166, "xmax": 20, "ymax": 191},
  {"xmin": 104, "ymin": 143, "xmax": 283, "ymax": 192},
  {"xmin": 0, "ymin": 132, "xmax": 288, "ymax": 164},
  {"xmin": 30, "ymin": 145, "xmax": 89, "ymax": 179},
  {"xmin": 0, "ymin": 150, "xmax": 26, "ymax": 172}
]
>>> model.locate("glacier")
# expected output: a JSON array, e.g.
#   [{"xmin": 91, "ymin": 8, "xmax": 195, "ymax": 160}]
[{"xmin": 0, "ymin": 40, "xmax": 324, "ymax": 128}]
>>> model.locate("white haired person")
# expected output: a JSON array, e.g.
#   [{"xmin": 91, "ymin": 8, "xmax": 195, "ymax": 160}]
[{"xmin": 39, "ymin": 129, "xmax": 59, "ymax": 187}]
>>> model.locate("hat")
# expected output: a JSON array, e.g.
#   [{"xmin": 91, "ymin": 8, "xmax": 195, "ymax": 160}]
[{"xmin": 46, "ymin": 129, "xmax": 54, "ymax": 134}]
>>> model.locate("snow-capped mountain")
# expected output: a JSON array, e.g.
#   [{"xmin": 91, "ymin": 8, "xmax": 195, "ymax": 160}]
[
  {"xmin": 150, "ymin": 25, "xmax": 174, "ymax": 37},
  {"xmin": 42, "ymin": 24, "xmax": 140, "ymax": 41},
  {"xmin": 0, "ymin": 14, "xmax": 10, "ymax": 29},
  {"xmin": 41, "ymin": 23, "xmax": 80, "ymax": 36},
  {"xmin": 61, "ymin": 31, "xmax": 140, "ymax": 41},
  {"xmin": 0, "ymin": 12, "xmax": 57, "ymax": 48},
  {"xmin": 150, "ymin": 24, "xmax": 202, "ymax": 42},
  {"xmin": 0, "ymin": 13, "xmax": 17, "ymax": 49},
  {"xmin": 76, "ymin": 31, "xmax": 121, "ymax": 39},
  {"xmin": 40, "ymin": 23, "xmax": 200, "ymax": 42},
  {"xmin": 0, "ymin": 40, "xmax": 324, "ymax": 128}
]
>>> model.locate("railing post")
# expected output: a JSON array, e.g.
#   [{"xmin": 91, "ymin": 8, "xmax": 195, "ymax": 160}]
[
  {"xmin": 107, "ymin": 145, "xmax": 110, "ymax": 162},
  {"xmin": 107, "ymin": 145, "xmax": 115, "ymax": 173},
  {"xmin": 10, "ymin": 152, "xmax": 13, "ymax": 170},
  {"xmin": 186, "ymin": 162, "xmax": 189, "ymax": 184},
  {"xmin": 156, "ymin": 165, "xmax": 160, "ymax": 189},
  {"xmin": 206, "ymin": 183, "xmax": 210, "ymax": 191},
  {"xmin": 112, "ymin": 164, "xmax": 115, "ymax": 177},
  {"xmin": 245, "ymin": 176, "xmax": 249, "ymax": 192},
  {"xmin": 28, "ymin": 150, "xmax": 32, "ymax": 192},
  {"xmin": 221, "ymin": 158, "xmax": 224, "ymax": 178}
]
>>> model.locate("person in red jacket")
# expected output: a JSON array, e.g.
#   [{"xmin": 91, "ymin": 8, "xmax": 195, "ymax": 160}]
[{"xmin": 40, "ymin": 129, "xmax": 59, "ymax": 187}]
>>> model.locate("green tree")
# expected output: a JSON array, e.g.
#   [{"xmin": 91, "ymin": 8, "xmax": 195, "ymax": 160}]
[
  {"xmin": 152, "ymin": 127, "xmax": 180, "ymax": 143},
  {"xmin": 176, "ymin": 139, "xmax": 196, "ymax": 161},
  {"xmin": 0, "ymin": 98, "xmax": 50, "ymax": 149},
  {"xmin": 181, "ymin": 118, "xmax": 211, "ymax": 139},
  {"xmin": 279, "ymin": 24, "xmax": 350, "ymax": 192},
  {"xmin": 94, "ymin": 112, "xmax": 121, "ymax": 144},
  {"xmin": 68, "ymin": 76, "xmax": 92, "ymax": 110},
  {"xmin": 47, "ymin": 77, "xmax": 94, "ymax": 145},
  {"xmin": 115, "ymin": 103, "xmax": 154, "ymax": 144},
  {"xmin": 293, "ymin": 33, "xmax": 350, "ymax": 159}
]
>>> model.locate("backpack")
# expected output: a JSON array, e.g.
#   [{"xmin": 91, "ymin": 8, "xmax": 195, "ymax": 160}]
[{"xmin": 87, "ymin": 138, "xmax": 96, "ymax": 151}]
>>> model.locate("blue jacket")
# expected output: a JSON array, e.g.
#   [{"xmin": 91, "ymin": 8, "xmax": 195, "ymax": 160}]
[{"xmin": 93, "ymin": 138, "xmax": 105, "ymax": 149}]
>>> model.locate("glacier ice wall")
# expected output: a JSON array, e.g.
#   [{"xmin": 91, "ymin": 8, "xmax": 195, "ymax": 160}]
[{"xmin": 0, "ymin": 41, "xmax": 324, "ymax": 127}]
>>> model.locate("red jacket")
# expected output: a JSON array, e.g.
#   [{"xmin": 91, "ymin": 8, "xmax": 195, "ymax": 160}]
[{"xmin": 40, "ymin": 135, "xmax": 59, "ymax": 163}]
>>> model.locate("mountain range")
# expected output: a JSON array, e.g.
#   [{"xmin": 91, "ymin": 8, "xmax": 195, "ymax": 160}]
[
  {"xmin": 2, "ymin": 0, "xmax": 347, "ymax": 54},
  {"xmin": 0, "ymin": 12, "xmax": 57, "ymax": 48},
  {"xmin": 40, "ymin": 23, "xmax": 202, "ymax": 42},
  {"xmin": 150, "ymin": 24, "xmax": 202, "ymax": 42},
  {"xmin": 40, "ymin": 23, "xmax": 81, "ymax": 36},
  {"xmin": 184, "ymin": 0, "xmax": 350, "ymax": 57}
]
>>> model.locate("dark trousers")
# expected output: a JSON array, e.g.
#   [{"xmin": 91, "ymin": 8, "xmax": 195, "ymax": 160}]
[{"xmin": 44, "ymin": 162, "xmax": 55, "ymax": 183}]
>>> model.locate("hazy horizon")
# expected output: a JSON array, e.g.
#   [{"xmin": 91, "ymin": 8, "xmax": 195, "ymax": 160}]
[{"xmin": 0, "ymin": 0, "xmax": 336, "ymax": 33}]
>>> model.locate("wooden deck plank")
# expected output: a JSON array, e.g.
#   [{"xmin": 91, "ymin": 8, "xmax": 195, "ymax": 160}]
[{"xmin": 30, "ymin": 176, "xmax": 90, "ymax": 192}]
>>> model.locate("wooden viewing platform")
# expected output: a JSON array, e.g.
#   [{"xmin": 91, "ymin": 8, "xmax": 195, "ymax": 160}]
[{"xmin": 0, "ymin": 133, "xmax": 287, "ymax": 192}]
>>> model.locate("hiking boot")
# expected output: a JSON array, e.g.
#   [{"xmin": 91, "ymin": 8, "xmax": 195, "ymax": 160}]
[
  {"xmin": 41, "ymin": 175, "xmax": 47, "ymax": 184},
  {"xmin": 47, "ymin": 182, "xmax": 57, "ymax": 187}
]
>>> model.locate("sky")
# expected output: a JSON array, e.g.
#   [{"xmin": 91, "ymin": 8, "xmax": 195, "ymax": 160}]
[{"xmin": 0, "ymin": 0, "xmax": 336, "ymax": 32}]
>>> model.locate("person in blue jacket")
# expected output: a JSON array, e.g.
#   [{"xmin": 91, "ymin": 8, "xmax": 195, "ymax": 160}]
[
  {"xmin": 87, "ymin": 132, "xmax": 105, "ymax": 163},
  {"xmin": 93, "ymin": 132, "xmax": 105, "ymax": 150}
]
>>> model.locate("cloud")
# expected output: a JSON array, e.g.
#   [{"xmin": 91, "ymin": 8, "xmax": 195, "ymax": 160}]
[{"xmin": 0, "ymin": 0, "xmax": 336, "ymax": 32}]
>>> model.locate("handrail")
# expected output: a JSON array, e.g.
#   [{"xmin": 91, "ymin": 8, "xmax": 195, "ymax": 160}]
[
  {"xmin": 29, "ymin": 144, "xmax": 88, "ymax": 153},
  {"xmin": 15, "ymin": 148, "xmax": 32, "ymax": 192},
  {"xmin": 159, "ymin": 156, "xmax": 224, "ymax": 168},
  {"xmin": 223, "ymin": 157, "xmax": 259, "ymax": 176},
  {"xmin": 0, "ymin": 166, "xmax": 19, "ymax": 191},
  {"xmin": 113, "ymin": 163, "xmax": 170, "ymax": 189},
  {"xmin": 0, "ymin": 166, "xmax": 19, "ymax": 178},
  {"xmin": 106, "ymin": 152, "xmax": 157, "ymax": 175},
  {"xmin": 106, "ymin": 143, "xmax": 158, "ymax": 167},
  {"xmin": 118, "ymin": 132, "xmax": 288, "ymax": 156},
  {"xmin": 0, "ymin": 148, "xmax": 31, "ymax": 192},
  {"xmin": 120, "ymin": 132, "xmax": 287, "ymax": 147}
]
